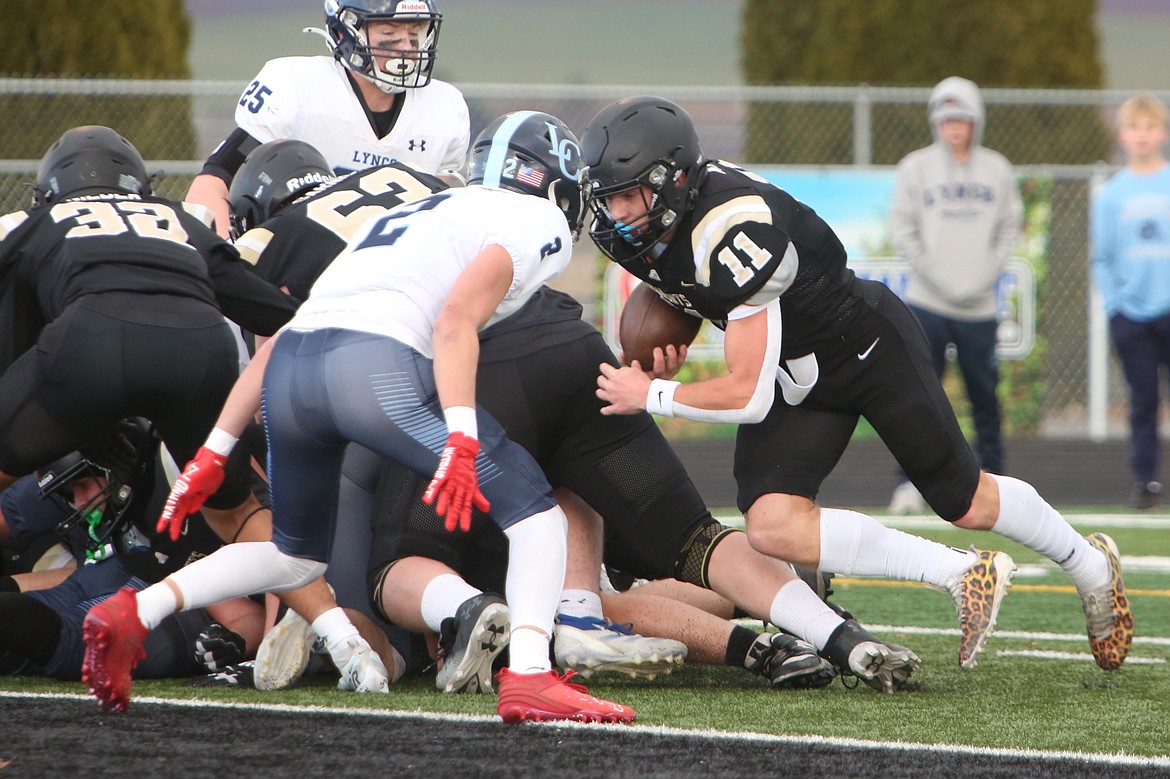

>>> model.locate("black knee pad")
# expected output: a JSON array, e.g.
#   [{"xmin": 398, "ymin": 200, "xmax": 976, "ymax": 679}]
[{"xmin": 673, "ymin": 522, "xmax": 740, "ymax": 588}]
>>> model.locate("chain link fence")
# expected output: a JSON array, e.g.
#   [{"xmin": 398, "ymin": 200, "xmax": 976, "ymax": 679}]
[{"xmin": 3, "ymin": 79, "xmax": 1165, "ymax": 439}]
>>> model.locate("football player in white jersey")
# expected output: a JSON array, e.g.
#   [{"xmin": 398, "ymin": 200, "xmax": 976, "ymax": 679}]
[
  {"xmin": 188, "ymin": 0, "xmax": 469, "ymax": 237},
  {"xmin": 82, "ymin": 111, "xmax": 636, "ymax": 725}
]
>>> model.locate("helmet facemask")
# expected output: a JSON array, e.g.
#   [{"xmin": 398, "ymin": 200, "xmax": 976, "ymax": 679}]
[
  {"xmin": 35, "ymin": 418, "xmax": 157, "ymax": 562},
  {"xmin": 586, "ymin": 160, "xmax": 689, "ymax": 261},
  {"xmin": 581, "ymin": 96, "xmax": 706, "ymax": 265},
  {"xmin": 37, "ymin": 454, "xmax": 131, "ymax": 563},
  {"xmin": 317, "ymin": 1, "xmax": 442, "ymax": 94}
]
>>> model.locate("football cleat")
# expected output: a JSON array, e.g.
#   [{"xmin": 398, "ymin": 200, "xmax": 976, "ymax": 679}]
[
  {"xmin": 745, "ymin": 632, "xmax": 837, "ymax": 690},
  {"xmin": 1080, "ymin": 533, "xmax": 1134, "ymax": 671},
  {"xmin": 435, "ymin": 592, "xmax": 510, "ymax": 694},
  {"xmin": 554, "ymin": 613, "xmax": 686, "ymax": 679},
  {"xmin": 336, "ymin": 639, "xmax": 390, "ymax": 693},
  {"xmin": 822, "ymin": 619, "xmax": 920, "ymax": 693},
  {"xmin": 943, "ymin": 548, "xmax": 1016, "ymax": 669},
  {"xmin": 495, "ymin": 668, "xmax": 635, "ymax": 724},
  {"xmin": 81, "ymin": 586, "xmax": 148, "ymax": 712},
  {"xmin": 254, "ymin": 605, "xmax": 319, "ymax": 691}
]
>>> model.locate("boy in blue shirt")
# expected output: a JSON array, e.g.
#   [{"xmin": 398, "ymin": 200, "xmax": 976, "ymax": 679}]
[{"xmin": 1092, "ymin": 92, "xmax": 1170, "ymax": 508}]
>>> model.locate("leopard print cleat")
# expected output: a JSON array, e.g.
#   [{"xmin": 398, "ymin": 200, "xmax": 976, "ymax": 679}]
[
  {"xmin": 945, "ymin": 549, "xmax": 1017, "ymax": 670},
  {"xmin": 1080, "ymin": 533, "xmax": 1134, "ymax": 671}
]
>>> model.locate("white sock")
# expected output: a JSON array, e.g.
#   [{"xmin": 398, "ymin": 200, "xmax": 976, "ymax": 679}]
[
  {"xmin": 768, "ymin": 579, "xmax": 845, "ymax": 651},
  {"xmin": 819, "ymin": 507, "xmax": 975, "ymax": 587},
  {"xmin": 136, "ymin": 582, "xmax": 178, "ymax": 631},
  {"xmin": 509, "ymin": 628, "xmax": 552, "ymax": 675},
  {"xmin": 148, "ymin": 541, "xmax": 327, "ymax": 629},
  {"xmin": 558, "ymin": 589, "xmax": 603, "ymax": 620},
  {"xmin": 990, "ymin": 474, "xmax": 1108, "ymax": 592},
  {"xmin": 312, "ymin": 607, "xmax": 362, "ymax": 669},
  {"xmin": 503, "ymin": 507, "xmax": 568, "ymax": 673},
  {"xmin": 419, "ymin": 574, "xmax": 482, "ymax": 633}
]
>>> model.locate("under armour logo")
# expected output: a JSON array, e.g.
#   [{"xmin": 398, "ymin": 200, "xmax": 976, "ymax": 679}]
[{"xmin": 408, "ymin": 139, "xmax": 427, "ymax": 152}]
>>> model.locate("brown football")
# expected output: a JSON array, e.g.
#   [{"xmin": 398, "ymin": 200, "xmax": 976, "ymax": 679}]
[{"xmin": 619, "ymin": 282, "xmax": 702, "ymax": 367}]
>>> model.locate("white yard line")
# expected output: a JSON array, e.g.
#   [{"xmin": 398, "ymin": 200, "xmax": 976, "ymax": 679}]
[
  {"xmin": 714, "ymin": 512, "xmax": 1170, "ymax": 531},
  {"xmin": 863, "ymin": 624, "xmax": 1170, "ymax": 646},
  {"xmin": 996, "ymin": 649, "xmax": 1166, "ymax": 664}
]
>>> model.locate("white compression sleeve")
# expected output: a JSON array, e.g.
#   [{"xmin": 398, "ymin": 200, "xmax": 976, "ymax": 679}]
[
  {"xmin": 152, "ymin": 542, "xmax": 327, "ymax": 623},
  {"xmin": 818, "ymin": 508, "xmax": 975, "ymax": 586},
  {"xmin": 503, "ymin": 506, "xmax": 568, "ymax": 672},
  {"xmin": 671, "ymin": 299, "xmax": 781, "ymax": 425},
  {"xmin": 768, "ymin": 579, "xmax": 846, "ymax": 651},
  {"xmin": 989, "ymin": 473, "xmax": 1106, "ymax": 591}
]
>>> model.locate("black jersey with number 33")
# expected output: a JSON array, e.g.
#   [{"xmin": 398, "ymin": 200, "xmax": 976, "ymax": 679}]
[
  {"xmin": 613, "ymin": 161, "xmax": 866, "ymax": 359},
  {"xmin": 0, "ymin": 192, "xmax": 297, "ymax": 370}
]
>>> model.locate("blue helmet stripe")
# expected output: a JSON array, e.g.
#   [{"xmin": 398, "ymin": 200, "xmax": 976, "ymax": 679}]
[{"xmin": 481, "ymin": 110, "xmax": 539, "ymax": 188}]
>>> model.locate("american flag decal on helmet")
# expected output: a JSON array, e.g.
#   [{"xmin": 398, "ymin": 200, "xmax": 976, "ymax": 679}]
[{"xmin": 515, "ymin": 163, "xmax": 545, "ymax": 188}]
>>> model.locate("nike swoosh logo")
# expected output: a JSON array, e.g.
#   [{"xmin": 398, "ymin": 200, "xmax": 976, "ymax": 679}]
[
  {"xmin": 857, "ymin": 337, "xmax": 880, "ymax": 360},
  {"xmin": 657, "ymin": 390, "xmax": 665, "ymax": 405}
]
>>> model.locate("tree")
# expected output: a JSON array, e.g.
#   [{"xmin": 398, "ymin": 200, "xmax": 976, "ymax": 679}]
[
  {"xmin": 740, "ymin": 0, "xmax": 1108, "ymax": 165},
  {"xmin": 0, "ymin": 0, "xmax": 196, "ymax": 197}
]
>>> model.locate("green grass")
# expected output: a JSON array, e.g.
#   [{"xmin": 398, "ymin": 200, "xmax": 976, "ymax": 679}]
[{"xmin": 3, "ymin": 515, "xmax": 1168, "ymax": 759}]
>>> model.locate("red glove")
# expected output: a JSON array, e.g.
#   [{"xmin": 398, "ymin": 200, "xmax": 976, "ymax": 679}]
[
  {"xmin": 157, "ymin": 446, "xmax": 228, "ymax": 541},
  {"xmin": 422, "ymin": 432, "xmax": 490, "ymax": 532}
]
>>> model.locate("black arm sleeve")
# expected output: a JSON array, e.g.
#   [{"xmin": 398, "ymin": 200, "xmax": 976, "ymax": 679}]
[
  {"xmin": 200, "ymin": 128, "xmax": 263, "ymax": 186},
  {"xmin": 205, "ymin": 241, "xmax": 300, "ymax": 335}
]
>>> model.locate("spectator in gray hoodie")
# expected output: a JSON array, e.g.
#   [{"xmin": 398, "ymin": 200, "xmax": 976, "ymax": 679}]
[{"xmin": 888, "ymin": 76, "xmax": 1023, "ymax": 514}]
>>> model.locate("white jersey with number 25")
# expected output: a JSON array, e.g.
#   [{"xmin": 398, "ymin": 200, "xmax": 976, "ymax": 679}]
[{"xmin": 235, "ymin": 56, "xmax": 469, "ymax": 177}]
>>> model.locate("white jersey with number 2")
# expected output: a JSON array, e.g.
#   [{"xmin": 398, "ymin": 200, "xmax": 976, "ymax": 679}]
[{"xmin": 287, "ymin": 186, "xmax": 573, "ymax": 358}]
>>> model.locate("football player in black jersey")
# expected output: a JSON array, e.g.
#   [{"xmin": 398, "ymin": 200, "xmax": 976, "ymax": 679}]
[
  {"xmin": 584, "ymin": 96, "xmax": 1133, "ymax": 673},
  {"xmin": 0, "ymin": 126, "xmax": 297, "ymax": 548},
  {"xmin": 0, "ymin": 419, "xmax": 262, "ymax": 683},
  {"xmin": 230, "ymin": 139, "xmax": 914, "ymax": 695}
]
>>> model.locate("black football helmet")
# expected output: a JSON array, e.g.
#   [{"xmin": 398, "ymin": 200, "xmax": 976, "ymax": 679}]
[
  {"xmin": 581, "ymin": 96, "xmax": 707, "ymax": 262},
  {"xmin": 35, "ymin": 418, "xmax": 158, "ymax": 563},
  {"xmin": 229, "ymin": 139, "xmax": 335, "ymax": 236},
  {"xmin": 34, "ymin": 125, "xmax": 151, "ymax": 206},
  {"xmin": 313, "ymin": 0, "xmax": 442, "ymax": 93},
  {"xmin": 468, "ymin": 111, "xmax": 584, "ymax": 238}
]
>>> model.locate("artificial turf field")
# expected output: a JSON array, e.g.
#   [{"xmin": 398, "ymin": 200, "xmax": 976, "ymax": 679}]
[{"xmin": 1, "ymin": 513, "xmax": 1167, "ymax": 777}]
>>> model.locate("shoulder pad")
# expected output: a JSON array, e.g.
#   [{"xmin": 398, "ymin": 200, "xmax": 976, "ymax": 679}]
[{"xmin": 0, "ymin": 210, "xmax": 30, "ymax": 241}]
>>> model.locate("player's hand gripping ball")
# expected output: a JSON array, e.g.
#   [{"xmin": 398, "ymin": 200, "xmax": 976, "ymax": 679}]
[{"xmin": 619, "ymin": 282, "xmax": 701, "ymax": 368}]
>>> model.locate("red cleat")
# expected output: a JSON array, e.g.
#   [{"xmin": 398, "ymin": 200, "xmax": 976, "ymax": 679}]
[
  {"xmin": 82, "ymin": 586, "xmax": 148, "ymax": 712},
  {"xmin": 495, "ymin": 668, "xmax": 635, "ymax": 724}
]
